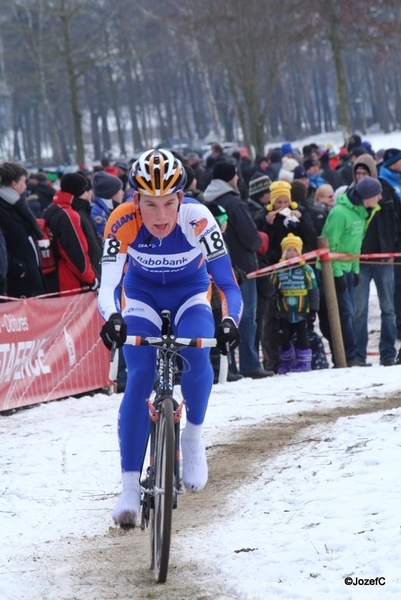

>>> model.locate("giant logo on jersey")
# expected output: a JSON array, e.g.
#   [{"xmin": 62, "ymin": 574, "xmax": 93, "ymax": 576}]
[
  {"xmin": 190, "ymin": 218, "xmax": 208, "ymax": 236},
  {"xmin": 110, "ymin": 212, "xmax": 135, "ymax": 234}
]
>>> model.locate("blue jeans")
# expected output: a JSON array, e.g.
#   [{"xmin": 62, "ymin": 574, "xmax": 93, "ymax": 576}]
[
  {"xmin": 335, "ymin": 271, "xmax": 357, "ymax": 361},
  {"xmin": 354, "ymin": 263, "xmax": 396, "ymax": 362},
  {"xmin": 238, "ymin": 278, "xmax": 261, "ymax": 373}
]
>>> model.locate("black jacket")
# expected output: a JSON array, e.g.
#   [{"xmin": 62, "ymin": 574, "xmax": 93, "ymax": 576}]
[
  {"xmin": 71, "ymin": 197, "xmax": 102, "ymax": 278},
  {"xmin": 374, "ymin": 178, "xmax": 401, "ymax": 254},
  {"xmin": 31, "ymin": 181, "xmax": 55, "ymax": 212},
  {"xmin": 0, "ymin": 197, "xmax": 47, "ymax": 298},
  {"xmin": 254, "ymin": 205, "xmax": 318, "ymax": 267},
  {"xmin": 206, "ymin": 189, "xmax": 262, "ymax": 274}
]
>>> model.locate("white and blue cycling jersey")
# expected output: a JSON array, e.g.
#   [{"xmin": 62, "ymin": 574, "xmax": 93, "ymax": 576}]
[{"xmin": 98, "ymin": 197, "xmax": 242, "ymax": 327}]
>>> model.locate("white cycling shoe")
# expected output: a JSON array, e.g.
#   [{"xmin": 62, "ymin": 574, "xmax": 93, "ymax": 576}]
[
  {"xmin": 112, "ymin": 471, "xmax": 141, "ymax": 526},
  {"xmin": 181, "ymin": 423, "xmax": 208, "ymax": 492}
]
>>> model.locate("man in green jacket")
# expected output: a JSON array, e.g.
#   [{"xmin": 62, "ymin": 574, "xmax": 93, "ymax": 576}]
[{"xmin": 316, "ymin": 176, "xmax": 382, "ymax": 367}]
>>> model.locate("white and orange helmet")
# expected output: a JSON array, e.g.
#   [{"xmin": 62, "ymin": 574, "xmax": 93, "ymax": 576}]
[{"xmin": 129, "ymin": 148, "xmax": 187, "ymax": 196}]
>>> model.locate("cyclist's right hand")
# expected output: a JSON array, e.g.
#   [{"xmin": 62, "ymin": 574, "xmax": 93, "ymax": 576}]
[
  {"xmin": 100, "ymin": 313, "xmax": 127, "ymax": 350},
  {"xmin": 215, "ymin": 317, "xmax": 240, "ymax": 355}
]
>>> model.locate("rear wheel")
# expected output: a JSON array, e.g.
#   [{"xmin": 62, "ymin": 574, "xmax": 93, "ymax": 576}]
[{"xmin": 150, "ymin": 396, "xmax": 175, "ymax": 583}]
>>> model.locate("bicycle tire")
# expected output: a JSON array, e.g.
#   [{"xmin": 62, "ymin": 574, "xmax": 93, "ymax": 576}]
[{"xmin": 150, "ymin": 396, "xmax": 175, "ymax": 583}]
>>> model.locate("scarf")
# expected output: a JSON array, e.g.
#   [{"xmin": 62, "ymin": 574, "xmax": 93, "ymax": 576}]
[{"xmin": 379, "ymin": 166, "xmax": 401, "ymax": 201}]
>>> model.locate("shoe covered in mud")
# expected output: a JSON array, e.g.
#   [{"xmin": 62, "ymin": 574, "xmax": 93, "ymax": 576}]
[
  {"xmin": 112, "ymin": 471, "xmax": 141, "ymax": 526},
  {"xmin": 181, "ymin": 424, "xmax": 208, "ymax": 492}
]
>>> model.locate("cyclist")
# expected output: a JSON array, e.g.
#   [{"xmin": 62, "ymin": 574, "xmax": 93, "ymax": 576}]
[{"xmin": 98, "ymin": 149, "xmax": 243, "ymax": 526}]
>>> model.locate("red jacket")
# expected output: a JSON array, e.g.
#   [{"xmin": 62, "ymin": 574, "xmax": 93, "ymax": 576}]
[{"xmin": 44, "ymin": 191, "xmax": 97, "ymax": 292}]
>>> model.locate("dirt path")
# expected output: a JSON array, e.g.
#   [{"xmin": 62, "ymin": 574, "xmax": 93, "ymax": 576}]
[{"xmin": 15, "ymin": 392, "xmax": 401, "ymax": 600}]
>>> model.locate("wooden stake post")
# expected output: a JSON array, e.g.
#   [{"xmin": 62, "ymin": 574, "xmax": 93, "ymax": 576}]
[{"xmin": 317, "ymin": 236, "xmax": 347, "ymax": 368}]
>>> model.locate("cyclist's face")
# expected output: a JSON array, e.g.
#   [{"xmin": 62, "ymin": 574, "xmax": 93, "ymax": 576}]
[{"xmin": 136, "ymin": 192, "xmax": 182, "ymax": 238}]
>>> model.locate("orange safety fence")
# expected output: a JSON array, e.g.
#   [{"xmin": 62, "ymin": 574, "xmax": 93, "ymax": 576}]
[{"xmin": 247, "ymin": 247, "xmax": 401, "ymax": 279}]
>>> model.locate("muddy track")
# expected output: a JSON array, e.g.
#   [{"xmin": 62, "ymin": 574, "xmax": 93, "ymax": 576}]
[{"xmin": 16, "ymin": 392, "xmax": 401, "ymax": 600}]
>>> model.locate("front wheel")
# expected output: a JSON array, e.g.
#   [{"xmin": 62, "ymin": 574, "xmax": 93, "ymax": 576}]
[{"xmin": 150, "ymin": 396, "xmax": 175, "ymax": 583}]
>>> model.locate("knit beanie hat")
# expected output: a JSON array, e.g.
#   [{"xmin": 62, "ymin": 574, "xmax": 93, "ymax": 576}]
[
  {"xmin": 281, "ymin": 143, "xmax": 293, "ymax": 155},
  {"xmin": 60, "ymin": 173, "xmax": 89, "ymax": 197},
  {"xmin": 212, "ymin": 161, "xmax": 237, "ymax": 182},
  {"xmin": 355, "ymin": 176, "xmax": 382, "ymax": 200},
  {"xmin": 280, "ymin": 233, "xmax": 303, "ymax": 256},
  {"xmin": 293, "ymin": 165, "xmax": 308, "ymax": 180},
  {"xmin": 382, "ymin": 148, "xmax": 401, "ymax": 169},
  {"xmin": 184, "ymin": 164, "xmax": 195, "ymax": 189},
  {"xmin": 208, "ymin": 202, "xmax": 228, "ymax": 228},
  {"xmin": 114, "ymin": 160, "xmax": 128, "ymax": 172},
  {"xmin": 282, "ymin": 157, "xmax": 299, "ymax": 172},
  {"xmin": 249, "ymin": 173, "xmax": 272, "ymax": 197},
  {"xmin": 303, "ymin": 157, "xmax": 318, "ymax": 171},
  {"xmin": 266, "ymin": 180, "xmax": 297, "ymax": 211},
  {"xmin": 92, "ymin": 171, "xmax": 122, "ymax": 199}
]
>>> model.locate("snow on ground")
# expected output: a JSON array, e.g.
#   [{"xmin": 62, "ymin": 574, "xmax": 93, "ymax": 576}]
[{"xmin": 182, "ymin": 407, "xmax": 401, "ymax": 600}]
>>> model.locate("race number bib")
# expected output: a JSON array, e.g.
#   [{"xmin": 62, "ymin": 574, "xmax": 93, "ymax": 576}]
[
  {"xmin": 101, "ymin": 238, "xmax": 121, "ymax": 263},
  {"xmin": 199, "ymin": 229, "xmax": 226, "ymax": 261}
]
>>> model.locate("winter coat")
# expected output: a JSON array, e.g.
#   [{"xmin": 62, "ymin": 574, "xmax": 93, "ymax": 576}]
[
  {"xmin": 0, "ymin": 192, "xmax": 47, "ymax": 298},
  {"xmin": 204, "ymin": 179, "xmax": 262, "ymax": 274},
  {"xmin": 31, "ymin": 181, "xmax": 55, "ymax": 212},
  {"xmin": 379, "ymin": 177, "xmax": 401, "ymax": 252},
  {"xmin": 317, "ymin": 190, "xmax": 379, "ymax": 277},
  {"xmin": 44, "ymin": 191, "xmax": 99, "ymax": 293},
  {"xmin": 271, "ymin": 263, "xmax": 319, "ymax": 323},
  {"xmin": 336, "ymin": 160, "xmax": 353, "ymax": 186},
  {"xmin": 320, "ymin": 166, "xmax": 344, "ymax": 190},
  {"xmin": 72, "ymin": 196, "xmax": 102, "ymax": 278},
  {"xmin": 254, "ymin": 205, "xmax": 318, "ymax": 267},
  {"xmin": 26, "ymin": 194, "xmax": 42, "ymax": 218},
  {"xmin": 90, "ymin": 195, "xmax": 113, "ymax": 243},
  {"xmin": 309, "ymin": 202, "xmax": 331, "ymax": 236},
  {"xmin": 0, "ymin": 227, "xmax": 8, "ymax": 295},
  {"xmin": 360, "ymin": 191, "xmax": 398, "ymax": 257}
]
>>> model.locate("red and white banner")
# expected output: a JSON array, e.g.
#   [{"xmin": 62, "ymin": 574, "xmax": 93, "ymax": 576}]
[{"xmin": 0, "ymin": 293, "xmax": 110, "ymax": 412}]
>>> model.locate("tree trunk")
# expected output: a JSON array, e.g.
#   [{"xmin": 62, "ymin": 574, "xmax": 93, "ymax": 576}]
[
  {"xmin": 125, "ymin": 61, "xmax": 143, "ymax": 151},
  {"xmin": 84, "ymin": 73, "xmax": 101, "ymax": 161},
  {"xmin": 107, "ymin": 64, "xmax": 126, "ymax": 157},
  {"xmin": 60, "ymin": 9, "xmax": 84, "ymax": 164},
  {"xmin": 329, "ymin": 0, "xmax": 351, "ymax": 140}
]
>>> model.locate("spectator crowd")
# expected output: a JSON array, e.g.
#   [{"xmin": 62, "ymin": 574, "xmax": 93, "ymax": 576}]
[{"xmin": 1, "ymin": 134, "xmax": 401, "ymax": 391}]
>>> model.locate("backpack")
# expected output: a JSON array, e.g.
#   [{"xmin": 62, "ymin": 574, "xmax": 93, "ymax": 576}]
[{"xmin": 36, "ymin": 218, "xmax": 57, "ymax": 274}]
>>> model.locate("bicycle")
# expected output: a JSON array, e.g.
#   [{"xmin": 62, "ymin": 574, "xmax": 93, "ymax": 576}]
[{"xmin": 109, "ymin": 310, "xmax": 217, "ymax": 583}]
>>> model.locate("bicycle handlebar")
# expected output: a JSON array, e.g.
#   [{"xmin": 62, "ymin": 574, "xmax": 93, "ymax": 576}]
[
  {"xmin": 125, "ymin": 335, "xmax": 217, "ymax": 349},
  {"xmin": 108, "ymin": 335, "xmax": 219, "ymax": 383}
]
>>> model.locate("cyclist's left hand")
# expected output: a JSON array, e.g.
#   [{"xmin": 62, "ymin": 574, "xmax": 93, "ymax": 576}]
[{"xmin": 215, "ymin": 318, "xmax": 240, "ymax": 355}]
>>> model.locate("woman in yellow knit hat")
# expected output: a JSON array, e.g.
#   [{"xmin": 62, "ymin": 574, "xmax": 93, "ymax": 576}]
[
  {"xmin": 271, "ymin": 233, "xmax": 319, "ymax": 374},
  {"xmin": 253, "ymin": 180, "xmax": 318, "ymax": 373}
]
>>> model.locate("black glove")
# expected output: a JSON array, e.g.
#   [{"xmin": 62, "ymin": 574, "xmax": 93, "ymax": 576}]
[
  {"xmin": 353, "ymin": 273, "xmax": 359, "ymax": 287},
  {"xmin": 89, "ymin": 277, "xmax": 100, "ymax": 291},
  {"xmin": 100, "ymin": 313, "xmax": 127, "ymax": 350},
  {"xmin": 307, "ymin": 311, "xmax": 316, "ymax": 330},
  {"xmin": 215, "ymin": 318, "xmax": 241, "ymax": 355},
  {"xmin": 334, "ymin": 275, "xmax": 347, "ymax": 293}
]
